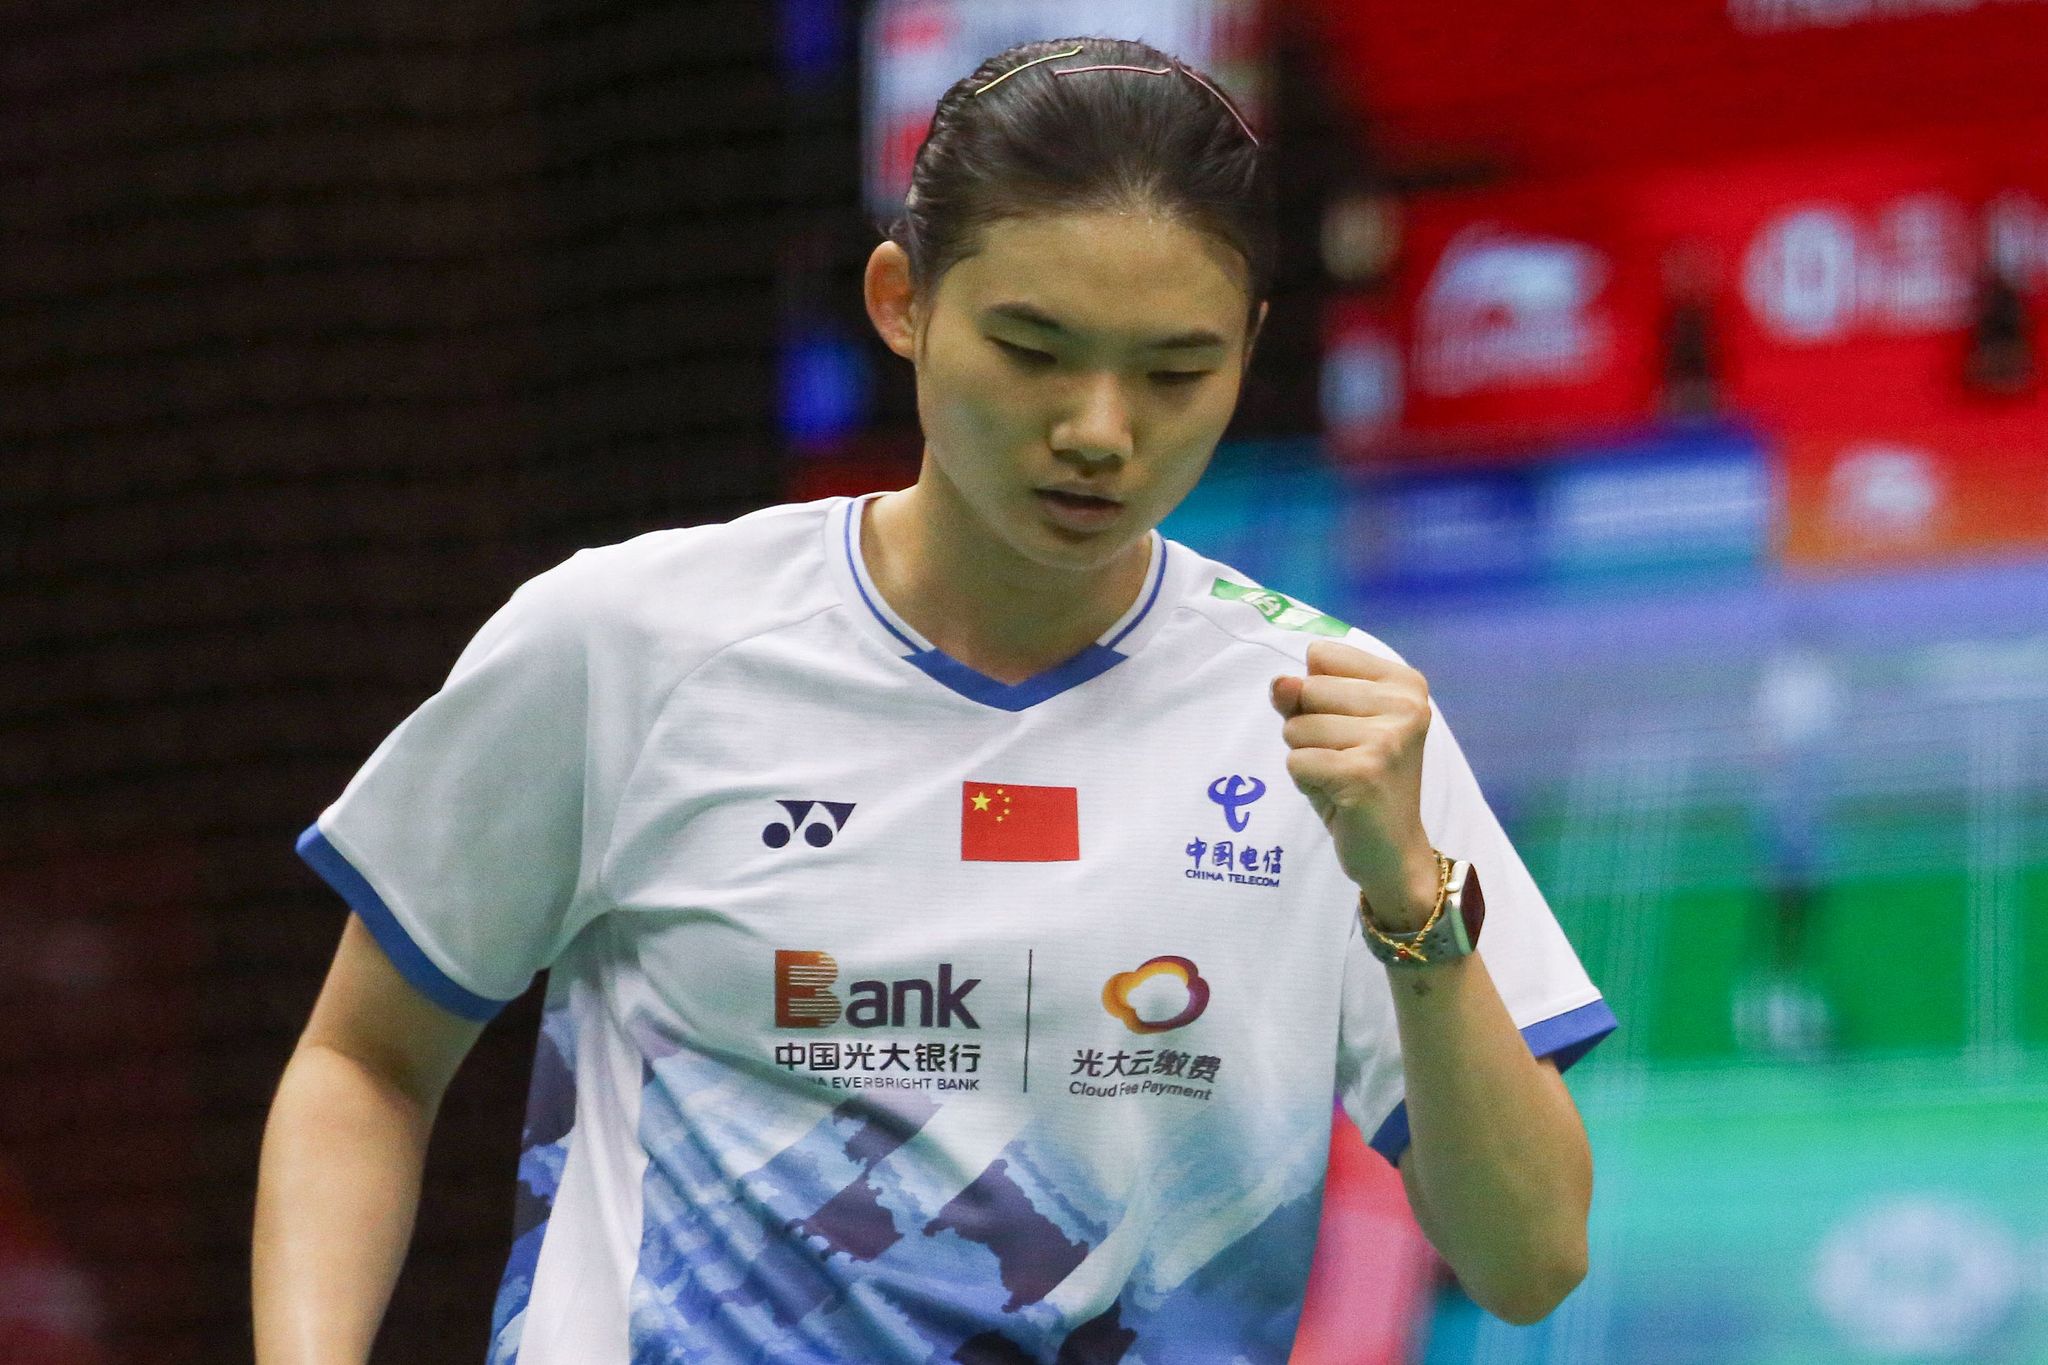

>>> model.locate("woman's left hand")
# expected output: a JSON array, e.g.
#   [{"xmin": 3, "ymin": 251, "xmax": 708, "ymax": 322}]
[{"xmin": 1269, "ymin": 639, "xmax": 1443, "ymax": 931}]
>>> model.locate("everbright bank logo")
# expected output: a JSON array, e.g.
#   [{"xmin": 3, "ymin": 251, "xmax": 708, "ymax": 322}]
[
  {"xmin": 775, "ymin": 950, "xmax": 841, "ymax": 1027},
  {"xmin": 774, "ymin": 950, "xmax": 981, "ymax": 1029},
  {"xmin": 1101, "ymin": 956, "xmax": 1210, "ymax": 1034}
]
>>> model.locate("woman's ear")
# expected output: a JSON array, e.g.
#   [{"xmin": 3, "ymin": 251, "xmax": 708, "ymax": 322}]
[{"xmin": 864, "ymin": 241, "xmax": 921, "ymax": 363}]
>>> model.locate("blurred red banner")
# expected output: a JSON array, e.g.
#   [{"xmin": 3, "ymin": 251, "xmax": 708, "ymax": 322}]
[
  {"xmin": 1294, "ymin": 0, "xmax": 2048, "ymax": 177},
  {"xmin": 1779, "ymin": 413, "xmax": 2048, "ymax": 569},
  {"xmin": 1326, "ymin": 125, "xmax": 2048, "ymax": 470}
]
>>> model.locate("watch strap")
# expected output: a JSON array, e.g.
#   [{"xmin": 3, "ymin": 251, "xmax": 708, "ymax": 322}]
[{"xmin": 1362, "ymin": 858, "xmax": 1485, "ymax": 967}]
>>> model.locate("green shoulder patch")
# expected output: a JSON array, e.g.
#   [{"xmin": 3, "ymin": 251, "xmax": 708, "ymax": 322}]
[{"xmin": 1209, "ymin": 577, "xmax": 1352, "ymax": 637}]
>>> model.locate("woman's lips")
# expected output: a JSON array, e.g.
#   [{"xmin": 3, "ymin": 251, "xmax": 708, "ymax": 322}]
[{"xmin": 1035, "ymin": 488, "xmax": 1124, "ymax": 531}]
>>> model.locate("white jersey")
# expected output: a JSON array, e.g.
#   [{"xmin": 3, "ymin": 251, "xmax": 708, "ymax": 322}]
[{"xmin": 297, "ymin": 492, "xmax": 1614, "ymax": 1364}]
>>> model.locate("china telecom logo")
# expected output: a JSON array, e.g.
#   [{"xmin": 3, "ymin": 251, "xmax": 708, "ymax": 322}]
[
  {"xmin": 1101, "ymin": 956, "xmax": 1211, "ymax": 1034},
  {"xmin": 1206, "ymin": 773, "xmax": 1266, "ymax": 832},
  {"xmin": 1186, "ymin": 773, "xmax": 1282, "ymax": 889}
]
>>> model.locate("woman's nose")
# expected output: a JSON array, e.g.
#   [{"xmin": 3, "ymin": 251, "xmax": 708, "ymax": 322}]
[{"xmin": 1053, "ymin": 372, "xmax": 1134, "ymax": 463}]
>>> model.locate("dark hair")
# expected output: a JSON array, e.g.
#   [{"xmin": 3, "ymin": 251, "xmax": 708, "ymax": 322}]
[{"xmin": 881, "ymin": 36, "xmax": 1274, "ymax": 342}]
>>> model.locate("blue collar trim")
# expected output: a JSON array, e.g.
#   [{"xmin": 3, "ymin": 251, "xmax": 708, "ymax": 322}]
[
  {"xmin": 1106, "ymin": 536, "xmax": 1169, "ymax": 649},
  {"xmin": 841, "ymin": 497, "xmax": 1170, "ymax": 711},
  {"xmin": 843, "ymin": 501, "xmax": 922, "ymax": 654},
  {"xmin": 903, "ymin": 643, "xmax": 1127, "ymax": 712}
]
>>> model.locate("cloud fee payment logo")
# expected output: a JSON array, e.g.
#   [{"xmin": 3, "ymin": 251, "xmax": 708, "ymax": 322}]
[{"xmin": 1101, "ymin": 955, "xmax": 1210, "ymax": 1034}]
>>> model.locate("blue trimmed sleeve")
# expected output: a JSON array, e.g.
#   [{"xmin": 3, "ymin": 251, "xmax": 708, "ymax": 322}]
[
  {"xmin": 295, "ymin": 550, "xmax": 606, "ymax": 1010},
  {"xmin": 1367, "ymin": 998, "xmax": 1618, "ymax": 1166},
  {"xmin": 295, "ymin": 825, "xmax": 512, "ymax": 1021},
  {"xmin": 1335, "ymin": 680, "xmax": 1618, "ymax": 1168}
]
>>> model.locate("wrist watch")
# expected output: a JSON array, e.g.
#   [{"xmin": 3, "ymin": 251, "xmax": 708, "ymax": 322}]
[{"xmin": 1360, "ymin": 856, "xmax": 1486, "ymax": 968}]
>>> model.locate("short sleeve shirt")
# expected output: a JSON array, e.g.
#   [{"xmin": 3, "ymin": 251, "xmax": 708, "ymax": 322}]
[{"xmin": 298, "ymin": 493, "xmax": 1616, "ymax": 1364}]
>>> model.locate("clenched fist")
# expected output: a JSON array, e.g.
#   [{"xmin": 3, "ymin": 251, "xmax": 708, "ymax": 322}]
[{"xmin": 1269, "ymin": 639, "xmax": 1443, "ymax": 932}]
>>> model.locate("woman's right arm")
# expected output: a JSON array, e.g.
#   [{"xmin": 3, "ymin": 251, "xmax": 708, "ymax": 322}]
[{"xmin": 253, "ymin": 912, "xmax": 487, "ymax": 1364}]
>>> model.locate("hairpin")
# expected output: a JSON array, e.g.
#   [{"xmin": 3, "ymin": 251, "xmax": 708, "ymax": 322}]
[
  {"xmin": 969, "ymin": 46, "xmax": 1261, "ymax": 147},
  {"xmin": 1169, "ymin": 63, "xmax": 1260, "ymax": 147},
  {"xmin": 1054, "ymin": 64, "xmax": 1172, "ymax": 77},
  {"xmin": 969, "ymin": 45, "xmax": 1084, "ymax": 99}
]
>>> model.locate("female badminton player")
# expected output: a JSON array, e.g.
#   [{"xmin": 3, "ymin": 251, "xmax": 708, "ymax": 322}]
[{"xmin": 253, "ymin": 35, "xmax": 1616, "ymax": 1363}]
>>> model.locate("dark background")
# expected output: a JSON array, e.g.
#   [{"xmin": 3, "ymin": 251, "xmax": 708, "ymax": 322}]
[
  {"xmin": 0, "ymin": 3, "xmax": 1340, "ymax": 1359},
  {"xmin": 4, "ymin": 2, "xmax": 788, "ymax": 1358}
]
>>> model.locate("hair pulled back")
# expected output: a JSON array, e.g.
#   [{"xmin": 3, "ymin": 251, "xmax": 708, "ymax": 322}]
[{"xmin": 882, "ymin": 36, "xmax": 1274, "ymax": 338}]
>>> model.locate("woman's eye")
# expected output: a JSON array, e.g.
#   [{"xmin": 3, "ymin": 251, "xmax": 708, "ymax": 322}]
[
  {"xmin": 993, "ymin": 339, "xmax": 1055, "ymax": 367},
  {"xmin": 1151, "ymin": 371, "xmax": 1211, "ymax": 387}
]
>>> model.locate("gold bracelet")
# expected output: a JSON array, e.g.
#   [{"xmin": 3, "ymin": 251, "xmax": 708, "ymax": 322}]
[{"xmin": 1358, "ymin": 850, "xmax": 1455, "ymax": 964}]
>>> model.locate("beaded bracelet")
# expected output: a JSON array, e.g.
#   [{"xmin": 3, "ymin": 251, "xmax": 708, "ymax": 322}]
[{"xmin": 1358, "ymin": 849, "xmax": 1456, "ymax": 965}]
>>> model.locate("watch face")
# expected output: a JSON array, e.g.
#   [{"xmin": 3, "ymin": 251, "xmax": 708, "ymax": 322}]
[{"xmin": 1459, "ymin": 863, "xmax": 1486, "ymax": 948}]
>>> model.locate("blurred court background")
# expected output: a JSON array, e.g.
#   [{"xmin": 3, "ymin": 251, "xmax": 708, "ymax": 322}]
[{"xmin": 3, "ymin": 0, "xmax": 2044, "ymax": 1361}]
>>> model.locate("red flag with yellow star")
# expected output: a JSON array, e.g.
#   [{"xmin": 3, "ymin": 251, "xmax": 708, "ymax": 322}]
[{"xmin": 960, "ymin": 781, "xmax": 1079, "ymax": 862}]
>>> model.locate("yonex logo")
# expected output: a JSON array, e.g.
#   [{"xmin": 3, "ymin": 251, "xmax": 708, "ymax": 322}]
[
  {"xmin": 762, "ymin": 800, "xmax": 856, "ymax": 848},
  {"xmin": 1206, "ymin": 774, "xmax": 1266, "ymax": 832}
]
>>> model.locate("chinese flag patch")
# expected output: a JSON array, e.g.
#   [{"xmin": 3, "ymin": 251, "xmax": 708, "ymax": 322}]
[{"xmin": 961, "ymin": 781, "xmax": 1079, "ymax": 862}]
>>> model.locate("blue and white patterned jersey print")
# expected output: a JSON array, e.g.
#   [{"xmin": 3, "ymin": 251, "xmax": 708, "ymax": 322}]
[{"xmin": 298, "ymin": 493, "xmax": 1617, "ymax": 1363}]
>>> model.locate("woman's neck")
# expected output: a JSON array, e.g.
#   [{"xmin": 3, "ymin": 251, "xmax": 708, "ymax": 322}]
[{"xmin": 861, "ymin": 473, "xmax": 1152, "ymax": 686}]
